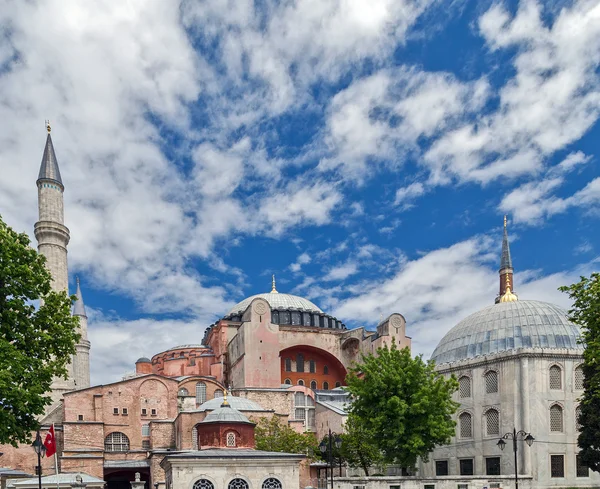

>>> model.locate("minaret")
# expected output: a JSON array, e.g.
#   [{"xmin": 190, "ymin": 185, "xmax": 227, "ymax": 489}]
[
  {"xmin": 496, "ymin": 215, "xmax": 516, "ymax": 303},
  {"xmin": 72, "ymin": 277, "xmax": 91, "ymax": 388},
  {"xmin": 35, "ymin": 122, "xmax": 76, "ymax": 399}
]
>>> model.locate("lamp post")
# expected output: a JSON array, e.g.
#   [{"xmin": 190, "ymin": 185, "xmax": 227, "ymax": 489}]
[
  {"xmin": 497, "ymin": 428, "xmax": 534, "ymax": 489},
  {"xmin": 319, "ymin": 429, "xmax": 342, "ymax": 489},
  {"xmin": 31, "ymin": 430, "xmax": 46, "ymax": 489}
]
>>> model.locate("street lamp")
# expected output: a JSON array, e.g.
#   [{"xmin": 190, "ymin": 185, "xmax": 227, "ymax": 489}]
[
  {"xmin": 319, "ymin": 430, "xmax": 343, "ymax": 489},
  {"xmin": 31, "ymin": 430, "xmax": 46, "ymax": 489},
  {"xmin": 497, "ymin": 428, "xmax": 534, "ymax": 489}
]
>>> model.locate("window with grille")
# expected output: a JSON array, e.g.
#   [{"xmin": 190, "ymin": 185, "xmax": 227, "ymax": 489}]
[
  {"xmin": 309, "ymin": 360, "xmax": 316, "ymax": 373},
  {"xmin": 307, "ymin": 409, "xmax": 315, "ymax": 429},
  {"xmin": 486, "ymin": 457, "xmax": 501, "ymax": 475},
  {"xmin": 549, "ymin": 365, "xmax": 562, "ymax": 390},
  {"xmin": 142, "ymin": 424, "xmax": 150, "ymax": 436},
  {"xmin": 297, "ymin": 354, "xmax": 305, "ymax": 372},
  {"xmin": 576, "ymin": 455, "xmax": 589, "ymax": 477},
  {"xmin": 323, "ymin": 381, "xmax": 329, "ymax": 390},
  {"xmin": 550, "ymin": 455, "xmax": 565, "ymax": 477},
  {"xmin": 214, "ymin": 389, "xmax": 223, "ymax": 398},
  {"xmin": 104, "ymin": 432, "xmax": 130, "ymax": 452},
  {"xmin": 285, "ymin": 358, "xmax": 292, "ymax": 372},
  {"xmin": 178, "ymin": 388, "xmax": 189, "ymax": 396},
  {"xmin": 459, "ymin": 376, "xmax": 471, "ymax": 398},
  {"xmin": 122, "ymin": 407, "xmax": 128, "ymax": 415},
  {"xmin": 229, "ymin": 479, "xmax": 249, "ymax": 489},
  {"xmin": 550, "ymin": 405, "xmax": 563, "ymax": 432},
  {"xmin": 424, "ymin": 485, "xmax": 435, "ymax": 489},
  {"xmin": 576, "ymin": 405, "xmax": 582, "ymax": 431},
  {"xmin": 295, "ymin": 392, "xmax": 305, "ymax": 406},
  {"xmin": 295, "ymin": 408, "xmax": 306, "ymax": 420},
  {"xmin": 193, "ymin": 480, "xmax": 215, "ymax": 489},
  {"xmin": 485, "ymin": 409, "xmax": 500, "ymax": 435},
  {"xmin": 226, "ymin": 432, "xmax": 236, "ymax": 447},
  {"xmin": 142, "ymin": 440, "xmax": 150, "ymax": 449},
  {"xmin": 262, "ymin": 478, "xmax": 282, "ymax": 489},
  {"xmin": 435, "ymin": 461, "xmax": 448, "ymax": 476},
  {"xmin": 485, "ymin": 371, "xmax": 498, "ymax": 394},
  {"xmin": 459, "ymin": 459, "xmax": 474, "ymax": 475},
  {"xmin": 575, "ymin": 366, "xmax": 584, "ymax": 390},
  {"xmin": 459, "ymin": 412, "xmax": 472, "ymax": 438},
  {"xmin": 192, "ymin": 424, "xmax": 199, "ymax": 450},
  {"xmin": 196, "ymin": 382, "xmax": 207, "ymax": 405},
  {"xmin": 311, "ymin": 380, "xmax": 317, "ymax": 390}
]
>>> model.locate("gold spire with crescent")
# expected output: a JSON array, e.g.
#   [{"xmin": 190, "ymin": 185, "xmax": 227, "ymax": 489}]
[
  {"xmin": 271, "ymin": 274, "xmax": 278, "ymax": 294},
  {"xmin": 499, "ymin": 272, "xmax": 518, "ymax": 303},
  {"xmin": 221, "ymin": 388, "xmax": 230, "ymax": 407},
  {"xmin": 45, "ymin": 120, "xmax": 51, "ymax": 133}
]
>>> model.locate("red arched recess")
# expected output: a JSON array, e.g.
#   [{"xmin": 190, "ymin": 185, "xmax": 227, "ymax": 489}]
[{"xmin": 280, "ymin": 345, "xmax": 347, "ymax": 390}]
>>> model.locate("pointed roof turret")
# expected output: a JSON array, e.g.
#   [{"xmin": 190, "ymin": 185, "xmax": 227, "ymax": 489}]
[
  {"xmin": 73, "ymin": 277, "xmax": 87, "ymax": 317},
  {"xmin": 37, "ymin": 121, "xmax": 63, "ymax": 187},
  {"xmin": 500, "ymin": 215, "xmax": 512, "ymax": 271}
]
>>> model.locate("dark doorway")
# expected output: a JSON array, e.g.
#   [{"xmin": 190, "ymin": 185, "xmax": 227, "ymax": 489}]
[{"xmin": 104, "ymin": 469, "xmax": 150, "ymax": 489}]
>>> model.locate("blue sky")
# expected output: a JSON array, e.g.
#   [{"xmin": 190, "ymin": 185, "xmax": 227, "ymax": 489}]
[{"xmin": 0, "ymin": 0, "xmax": 599, "ymax": 384}]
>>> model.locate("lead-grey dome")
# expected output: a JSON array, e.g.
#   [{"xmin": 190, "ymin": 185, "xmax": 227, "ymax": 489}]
[
  {"xmin": 202, "ymin": 405, "xmax": 254, "ymax": 424},
  {"xmin": 197, "ymin": 396, "xmax": 266, "ymax": 412},
  {"xmin": 226, "ymin": 292, "xmax": 323, "ymax": 317},
  {"xmin": 431, "ymin": 300, "xmax": 582, "ymax": 365}
]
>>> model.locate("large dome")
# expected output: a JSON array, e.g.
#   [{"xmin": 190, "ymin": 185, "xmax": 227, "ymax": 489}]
[
  {"xmin": 226, "ymin": 291, "xmax": 323, "ymax": 317},
  {"xmin": 431, "ymin": 300, "xmax": 582, "ymax": 365}
]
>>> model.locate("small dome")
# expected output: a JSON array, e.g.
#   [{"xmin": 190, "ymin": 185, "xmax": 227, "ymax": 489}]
[
  {"xmin": 136, "ymin": 357, "xmax": 151, "ymax": 363},
  {"xmin": 197, "ymin": 396, "xmax": 266, "ymax": 412},
  {"xmin": 431, "ymin": 300, "xmax": 582, "ymax": 365},
  {"xmin": 226, "ymin": 292, "xmax": 323, "ymax": 317},
  {"xmin": 202, "ymin": 405, "xmax": 254, "ymax": 424}
]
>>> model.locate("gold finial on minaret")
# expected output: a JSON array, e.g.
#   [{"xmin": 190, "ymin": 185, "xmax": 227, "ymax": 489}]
[
  {"xmin": 45, "ymin": 120, "xmax": 51, "ymax": 133},
  {"xmin": 500, "ymin": 272, "xmax": 518, "ymax": 303},
  {"xmin": 221, "ymin": 388, "xmax": 230, "ymax": 407},
  {"xmin": 271, "ymin": 274, "xmax": 278, "ymax": 294}
]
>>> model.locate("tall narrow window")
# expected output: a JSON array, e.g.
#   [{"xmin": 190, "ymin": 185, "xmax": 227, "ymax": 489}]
[
  {"xmin": 577, "ymin": 455, "xmax": 590, "ymax": 477},
  {"xmin": 550, "ymin": 404, "xmax": 564, "ymax": 432},
  {"xmin": 284, "ymin": 378, "xmax": 291, "ymax": 385},
  {"xmin": 459, "ymin": 376, "xmax": 471, "ymax": 398},
  {"xmin": 296, "ymin": 353, "xmax": 304, "ymax": 372},
  {"xmin": 575, "ymin": 366, "xmax": 584, "ymax": 390},
  {"xmin": 196, "ymin": 382, "xmax": 207, "ymax": 405},
  {"xmin": 310, "ymin": 380, "xmax": 317, "ymax": 390},
  {"xmin": 298, "ymin": 379, "xmax": 304, "ymax": 386},
  {"xmin": 323, "ymin": 365, "xmax": 329, "ymax": 375},
  {"xmin": 323, "ymin": 381, "xmax": 329, "ymax": 390},
  {"xmin": 309, "ymin": 360, "xmax": 316, "ymax": 373},
  {"xmin": 550, "ymin": 455, "xmax": 565, "ymax": 478},
  {"xmin": 226, "ymin": 432, "xmax": 236, "ymax": 447},
  {"xmin": 485, "ymin": 371, "xmax": 498, "ymax": 394},
  {"xmin": 459, "ymin": 412, "xmax": 473, "ymax": 438},
  {"xmin": 485, "ymin": 409, "xmax": 500, "ymax": 435},
  {"xmin": 285, "ymin": 358, "xmax": 292, "ymax": 372},
  {"xmin": 141, "ymin": 424, "xmax": 150, "ymax": 436},
  {"xmin": 549, "ymin": 365, "xmax": 562, "ymax": 390}
]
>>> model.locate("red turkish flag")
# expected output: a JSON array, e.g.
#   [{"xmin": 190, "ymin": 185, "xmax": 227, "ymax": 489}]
[{"xmin": 43, "ymin": 424, "xmax": 56, "ymax": 457}]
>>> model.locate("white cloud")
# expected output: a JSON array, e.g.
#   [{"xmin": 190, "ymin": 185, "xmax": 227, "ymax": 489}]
[
  {"xmin": 324, "ymin": 261, "xmax": 359, "ymax": 282},
  {"xmin": 394, "ymin": 182, "xmax": 426, "ymax": 209},
  {"xmin": 289, "ymin": 252, "xmax": 311, "ymax": 272}
]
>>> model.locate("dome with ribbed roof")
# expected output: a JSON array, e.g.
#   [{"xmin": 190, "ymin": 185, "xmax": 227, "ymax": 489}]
[
  {"xmin": 431, "ymin": 300, "xmax": 582, "ymax": 365},
  {"xmin": 226, "ymin": 292, "xmax": 323, "ymax": 317},
  {"xmin": 202, "ymin": 405, "xmax": 254, "ymax": 424},
  {"xmin": 197, "ymin": 396, "xmax": 267, "ymax": 412}
]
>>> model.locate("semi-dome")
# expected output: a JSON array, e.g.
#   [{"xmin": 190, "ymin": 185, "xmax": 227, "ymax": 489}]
[
  {"xmin": 431, "ymin": 300, "xmax": 582, "ymax": 365},
  {"xmin": 226, "ymin": 291, "xmax": 323, "ymax": 317}
]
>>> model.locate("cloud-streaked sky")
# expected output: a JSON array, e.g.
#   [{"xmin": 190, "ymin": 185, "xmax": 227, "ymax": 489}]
[{"xmin": 1, "ymin": 0, "xmax": 599, "ymax": 384}]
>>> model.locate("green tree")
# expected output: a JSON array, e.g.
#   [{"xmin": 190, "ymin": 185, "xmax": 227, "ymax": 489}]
[
  {"xmin": 253, "ymin": 415, "xmax": 319, "ymax": 459},
  {"xmin": 560, "ymin": 273, "xmax": 600, "ymax": 472},
  {"xmin": 0, "ymin": 216, "xmax": 80, "ymax": 445},
  {"xmin": 340, "ymin": 414, "xmax": 385, "ymax": 476},
  {"xmin": 346, "ymin": 340, "xmax": 459, "ymax": 470}
]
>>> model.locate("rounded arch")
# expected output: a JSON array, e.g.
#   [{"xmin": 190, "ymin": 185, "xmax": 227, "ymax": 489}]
[
  {"xmin": 104, "ymin": 432, "xmax": 130, "ymax": 452},
  {"xmin": 224, "ymin": 429, "xmax": 240, "ymax": 447},
  {"xmin": 227, "ymin": 477, "xmax": 251, "ymax": 489},
  {"xmin": 279, "ymin": 344, "xmax": 347, "ymax": 388},
  {"xmin": 549, "ymin": 364, "xmax": 563, "ymax": 390},
  {"xmin": 189, "ymin": 475, "xmax": 218, "ymax": 489},
  {"xmin": 261, "ymin": 478, "xmax": 283, "ymax": 489},
  {"xmin": 458, "ymin": 375, "xmax": 471, "ymax": 398},
  {"xmin": 310, "ymin": 380, "xmax": 318, "ymax": 390},
  {"xmin": 483, "ymin": 369, "xmax": 499, "ymax": 394},
  {"xmin": 574, "ymin": 364, "xmax": 584, "ymax": 390},
  {"xmin": 458, "ymin": 410, "xmax": 473, "ymax": 439},
  {"xmin": 284, "ymin": 378, "xmax": 292, "ymax": 385},
  {"xmin": 483, "ymin": 407, "xmax": 500, "ymax": 436},
  {"xmin": 549, "ymin": 402, "xmax": 564, "ymax": 432}
]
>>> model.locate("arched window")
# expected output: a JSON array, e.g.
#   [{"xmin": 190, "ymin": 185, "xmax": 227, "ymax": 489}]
[
  {"xmin": 104, "ymin": 432, "xmax": 130, "ymax": 452},
  {"xmin": 459, "ymin": 412, "xmax": 472, "ymax": 438},
  {"xmin": 485, "ymin": 409, "xmax": 500, "ymax": 435},
  {"xmin": 550, "ymin": 404, "xmax": 564, "ymax": 432},
  {"xmin": 309, "ymin": 360, "xmax": 316, "ymax": 373},
  {"xmin": 576, "ymin": 405, "xmax": 582, "ymax": 431},
  {"xmin": 485, "ymin": 371, "xmax": 498, "ymax": 394},
  {"xmin": 284, "ymin": 358, "xmax": 292, "ymax": 372},
  {"xmin": 297, "ymin": 354, "xmax": 305, "ymax": 372},
  {"xmin": 192, "ymin": 424, "xmax": 199, "ymax": 450},
  {"xmin": 178, "ymin": 388, "xmax": 189, "ymax": 396},
  {"xmin": 459, "ymin": 376, "xmax": 471, "ymax": 398},
  {"xmin": 226, "ymin": 432, "xmax": 236, "ymax": 447},
  {"xmin": 262, "ymin": 478, "xmax": 282, "ymax": 489},
  {"xmin": 323, "ymin": 381, "xmax": 329, "ymax": 390},
  {"xmin": 214, "ymin": 389, "xmax": 223, "ymax": 398},
  {"xmin": 284, "ymin": 378, "xmax": 292, "ymax": 385},
  {"xmin": 549, "ymin": 365, "xmax": 562, "ymax": 390},
  {"xmin": 196, "ymin": 382, "xmax": 207, "ymax": 404},
  {"xmin": 335, "ymin": 381, "xmax": 341, "ymax": 388},
  {"xmin": 575, "ymin": 366, "xmax": 584, "ymax": 390},
  {"xmin": 298, "ymin": 379, "xmax": 305, "ymax": 386},
  {"xmin": 324, "ymin": 365, "xmax": 329, "ymax": 375},
  {"xmin": 310, "ymin": 380, "xmax": 317, "ymax": 390},
  {"xmin": 193, "ymin": 480, "xmax": 215, "ymax": 489},
  {"xmin": 228, "ymin": 479, "xmax": 249, "ymax": 489}
]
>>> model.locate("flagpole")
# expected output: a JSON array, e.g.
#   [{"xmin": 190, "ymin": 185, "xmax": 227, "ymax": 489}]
[{"xmin": 53, "ymin": 424, "xmax": 59, "ymax": 489}]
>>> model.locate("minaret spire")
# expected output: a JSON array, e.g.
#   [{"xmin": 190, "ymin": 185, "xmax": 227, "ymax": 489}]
[
  {"xmin": 496, "ymin": 215, "xmax": 515, "ymax": 303},
  {"xmin": 73, "ymin": 276, "xmax": 87, "ymax": 317},
  {"xmin": 271, "ymin": 274, "xmax": 278, "ymax": 294},
  {"xmin": 72, "ymin": 277, "xmax": 91, "ymax": 389}
]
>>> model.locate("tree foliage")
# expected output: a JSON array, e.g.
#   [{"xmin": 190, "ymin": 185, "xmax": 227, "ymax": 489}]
[
  {"xmin": 340, "ymin": 414, "xmax": 385, "ymax": 476},
  {"xmin": 346, "ymin": 340, "xmax": 459, "ymax": 469},
  {"xmin": 0, "ymin": 216, "xmax": 80, "ymax": 445},
  {"xmin": 560, "ymin": 273, "xmax": 600, "ymax": 472},
  {"xmin": 253, "ymin": 415, "xmax": 319, "ymax": 460}
]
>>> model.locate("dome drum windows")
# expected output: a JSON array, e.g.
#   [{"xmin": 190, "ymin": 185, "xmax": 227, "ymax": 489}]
[
  {"xmin": 550, "ymin": 404, "xmax": 564, "ymax": 432},
  {"xmin": 549, "ymin": 365, "xmax": 562, "ymax": 390},
  {"xmin": 458, "ymin": 376, "xmax": 471, "ymax": 398},
  {"xmin": 459, "ymin": 412, "xmax": 473, "ymax": 438},
  {"xmin": 484, "ymin": 370, "xmax": 498, "ymax": 394}
]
